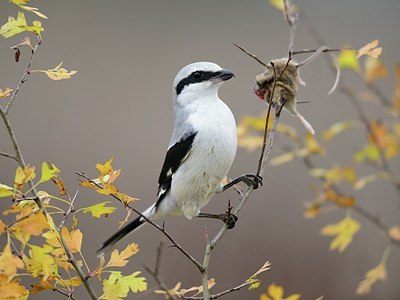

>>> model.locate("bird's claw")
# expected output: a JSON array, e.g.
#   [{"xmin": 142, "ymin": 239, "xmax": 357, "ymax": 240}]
[
  {"xmin": 221, "ymin": 213, "xmax": 238, "ymax": 229},
  {"xmin": 241, "ymin": 174, "xmax": 263, "ymax": 189}
]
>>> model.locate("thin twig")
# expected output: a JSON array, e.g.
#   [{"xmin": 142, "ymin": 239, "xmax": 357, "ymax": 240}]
[
  {"xmin": 0, "ymin": 151, "xmax": 17, "ymax": 161},
  {"xmin": 54, "ymin": 288, "xmax": 78, "ymax": 300},
  {"xmin": 58, "ymin": 189, "xmax": 79, "ymax": 231},
  {"xmin": 292, "ymin": 47, "xmax": 346, "ymax": 55},
  {"xmin": 233, "ymin": 43, "xmax": 268, "ymax": 67},
  {"xmin": 4, "ymin": 35, "xmax": 40, "ymax": 115},
  {"xmin": 75, "ymin": 172, "xmax": 204, "ymax": 272},
  {"xmin": 182, "ymin": 281, "xmax": 254, "ymax": 300},
  {"xmin": 144, "ymin": 240, "xmax": 177, "ymax": 300},
  {"xmin": 283, "ymin": 0, "xmax": 298, "ymax": 54}
]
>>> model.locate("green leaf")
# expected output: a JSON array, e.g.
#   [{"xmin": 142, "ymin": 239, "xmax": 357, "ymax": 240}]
[
  {"xmin": 0, "ymin": 183, "xmax": 14, "ymax": 197},
  {"xmin": 38, "ymin": 162, "xmax": 60, "ymax": 184},
  {"xmin": 81, "ymin": 201, "xmax": 117, "ymax": 218}
]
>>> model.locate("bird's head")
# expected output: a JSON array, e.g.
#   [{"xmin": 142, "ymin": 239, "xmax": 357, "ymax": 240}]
[{"xmin": 173, "ymin": 62, "xmax": 234, "ymax": 105}]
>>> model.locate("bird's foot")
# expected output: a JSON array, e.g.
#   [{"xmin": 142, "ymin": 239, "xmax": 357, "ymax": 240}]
[
  {"xmin": 222, "ymin": 173, "xmax": 263, "ymax": 191},
  {"xmin": 221, "ymin": 212, "xmax": 238, "ymax": 229}
]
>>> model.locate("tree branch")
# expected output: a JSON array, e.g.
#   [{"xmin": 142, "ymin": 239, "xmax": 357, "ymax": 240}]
[
  {"xmin": 144, "ymin": 240, "xmax": 177, "ymax": 300},
  {"xmin": 182, "ymin": 281, "xmax": 254, "ymax": 300},
  {"xmin": 3, "ymin": 35, "xmax": 40, "ymax": 115},
  {"xmin": 0, "ymin": 151, "xmax": 17, "ymax": 161},
  {"xmin": 75, "ymin": 172, "xmax": 204, "ymax": 272}
]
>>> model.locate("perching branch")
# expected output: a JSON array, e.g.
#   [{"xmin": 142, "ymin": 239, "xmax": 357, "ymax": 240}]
[
  {"xmin": 182, "ymin": 281, "xmax": 254, "ymax": 300},
  {"xmin": 75, "ymin": 172, "xmax": 204, "ymax": 272}
]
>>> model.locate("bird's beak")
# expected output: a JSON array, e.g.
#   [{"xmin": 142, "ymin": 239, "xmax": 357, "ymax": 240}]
[{"xmin": 212, "ymin": 69, "xmax": 235, "ymax": 82}]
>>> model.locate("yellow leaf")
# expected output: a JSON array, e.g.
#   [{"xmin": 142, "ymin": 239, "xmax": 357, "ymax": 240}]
[
  {"xmin": 93, "ymin": 255, "xmax": 106, "ymax": 280},
  {"xmin": 61, "ymin": 227, "xmax": 83, "ymax": 254},
  {"xmin": 24, "ymin": 245, "xmax": 58, "ymax": 280},
  {"xmin": 322, "ymin": 121, "xmax": 355, "ymax": 141},
  {"xmin": 51, "ymin": 177, "xmax": 68, "ymax": 195},
  {"xmin": 305, "ymin": 133, "xmax": 325, "ymax": 155},
  {"xmin": 14, "ymin": 165, "xmax": 36, "ymax": 190},
  {"xmin": 338, "ymin": 50, "xmax": 361, "ymax": 72},
  {"xmin": 357, "ymin": 39, "xmax": 382, "ymax": 59},
  {"xmin": 115, "ymin": 192, "xmax": 138, "ymax": 204},
  {"xmin": 0, "ymin": 243, "xmax": 24, "ymax": 278},
  {"xmin": 14, "ymin": 210, "xmax": 48, "ymax": 236},
  {"xmin": 363, "ymin": 57, "xmax": 388, "ymax": 83},
  {"xmin": 38, "ymin": 162, "xmax": 61, "ymax": 184},
  {"xmin": 107, "ymin": 243, "xmax": 139, "ymax": 267},
  {"xmin": 0, "ymin": 87, "xmax": 13, "ymax": 99},
  {"xmin": 81, "ymin": 201, "xmax": 117, "ymax": 218},
  {"xmin": 10, "ymin": 0, "xmax": 29, "ymax": 4},
  {"xmin": 260, "ymin": 283, "xmax": 300, "ymax": 300},
  {"xmin": 30, "ymin": 278, "xmax": 55, "ymax": 293},
  {"xmin": 177, "ymin": 278, "xmax": 215, "ymax": 297},
  {"xmin": 100, "ymin": 271, "xmax": 147, "ymax": 299},
  {"xmin": 269, "ymin": 0, "xmax": 297, "ymax": 13},
  {"xmin": 248, "ymin": 260, "xmax": 271, "ymax": 290},
  {"xmin": 0, "ymin": 183, "xmax": 14, "ymax": 197},
  {"xmin": 96, "ymin": 184, "xmax": 118, "ymax": 195},
  {"xmin": 0, "ymin": 274, "xmax": 29, "ymax": 299},
  {"xmin": 356, "ymin": 251, "xmax": 388, "ymax": 295},
  {"xmin": 354, "ymin": 143, "xmax": 380, "ymax": 163},
  {"xmin": 96, "ymin": 158, "xmax": 114, "ymax": 176},
  {"xmin": 15, "ymin": 4, "xmax": 48, "ymax": 19},
  {"xmin": 320, "ymin": 216, "xmax": 360, "ymax": 252},
  {"xmin": 32, "ymin": 62, "xmax": 77, "ymax": 80},
  {"xmin": 270, "ymin": 151, "xmax": 297, "ymax": 166},
  {"xmin": 0, "ymin": 12, "xmax": 27, "ymax": 38}
]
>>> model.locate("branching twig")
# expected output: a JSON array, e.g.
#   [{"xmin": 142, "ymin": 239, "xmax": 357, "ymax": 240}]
[
  {"xmin": 3, "ymin": 35, "xmax": 40, "ymax": 115},
  {"xmin": 53, "ymin": 288, "xmax": 78, "ymax": 300},
  {"xmin": 182, "ymin": 281, "xmax": 254, "ymax": 300},
  {"xmin": 233, "ymin": 43, "xmax": 268, "ymax": 67},
  {"xmin": 292, "ymin": 47, "xmax": 347, "ymax": 55},
  {"xmin": 144, "ymin": 240, "xmax": 177, "ymax": 300},
  {"xmin": 58, "ymin": 189, "xmax": 79, "ymax": 231},
  {"xmin": 0, "ymin": 151, "xmax": 17, "ymax": 161},
  {"xmin": 75, "ymin": 172, "xmax": 204, "ymax": 272}
]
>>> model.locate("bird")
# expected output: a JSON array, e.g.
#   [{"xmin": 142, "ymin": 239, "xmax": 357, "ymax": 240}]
[{"xmin": 97, "ymin": 62, "xmax": 262, "ymax": 256}]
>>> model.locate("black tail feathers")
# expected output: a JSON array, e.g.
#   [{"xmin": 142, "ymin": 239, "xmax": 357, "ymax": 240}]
[{"xmin": 96, "ymin": 216, "xmax": 145, "ymax": 256}]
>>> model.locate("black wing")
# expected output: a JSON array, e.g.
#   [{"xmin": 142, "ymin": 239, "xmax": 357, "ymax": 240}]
[{"xmin": 155, "ymin": 131, "xmax": 197, "ymax": 208}]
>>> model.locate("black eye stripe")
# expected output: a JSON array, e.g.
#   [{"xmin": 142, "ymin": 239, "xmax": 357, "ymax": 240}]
[{"xmin": 176, "ymin": 71, "xmax": 215, "ymax": 95}]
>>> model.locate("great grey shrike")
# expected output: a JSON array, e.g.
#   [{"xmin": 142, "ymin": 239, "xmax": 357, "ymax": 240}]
[{"xmin": 97, "ymin": 62, "xmax": 262, "ymax": 255}]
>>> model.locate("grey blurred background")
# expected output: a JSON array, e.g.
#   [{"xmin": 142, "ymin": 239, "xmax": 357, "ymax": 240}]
[{"xmin": 1, "ymin": 0, "xmax": 399, "ymax": 299}]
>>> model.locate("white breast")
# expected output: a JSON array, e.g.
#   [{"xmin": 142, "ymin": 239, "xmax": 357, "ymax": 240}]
[{"xmin": 170, "ymin": 99, "xmax": 237, "ymax": 218}]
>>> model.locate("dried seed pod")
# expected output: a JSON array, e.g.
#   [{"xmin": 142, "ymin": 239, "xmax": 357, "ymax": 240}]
[{"xmin": 253, "ymin": 58, "xmax": 315, "ymax": 135}]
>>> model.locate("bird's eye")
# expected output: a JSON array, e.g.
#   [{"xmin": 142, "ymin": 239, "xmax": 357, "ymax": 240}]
[{"xmin": 193, "ymin": 72, "xmax": 202, "ymax": 79}]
